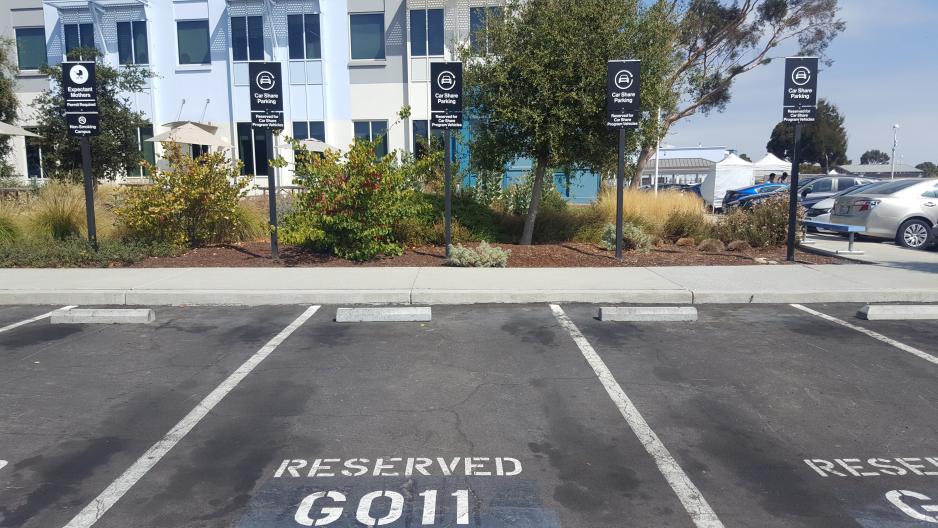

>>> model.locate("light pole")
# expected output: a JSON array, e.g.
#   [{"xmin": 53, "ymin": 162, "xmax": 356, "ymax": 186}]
[
  {"xmin": 653, "ymin": 107, "xmax": 661, "ymax": 195},
  {"xmin": 890, "ymin": 124, "xmax": 899, "ymax": 180}
]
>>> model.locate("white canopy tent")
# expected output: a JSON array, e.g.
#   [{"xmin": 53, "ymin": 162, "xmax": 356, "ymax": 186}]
[
  {"xmin": 753, "ymin": 153, "xmax": 790, "ymax": 182},
  {"xmin": 700, "ymin": 153, "xmax": 754, "ymax": 210}
]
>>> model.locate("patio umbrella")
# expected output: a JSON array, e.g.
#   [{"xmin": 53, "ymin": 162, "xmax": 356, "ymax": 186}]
[
  {"xmin": 0, "ymin": 121, "xmax": 41, "ymax": 138},
  {"xmin": 147, "ymin": 122, "xmax": 231, "ymax": 147},
  {"xmin": 278, "ymin": 138, "xmax": 337, "ymax": 153}
]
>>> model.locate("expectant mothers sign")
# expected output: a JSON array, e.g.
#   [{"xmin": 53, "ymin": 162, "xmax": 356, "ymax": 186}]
[{"xmin": 62, "ymin": 62, "xmax": 99, "ymax": 137}]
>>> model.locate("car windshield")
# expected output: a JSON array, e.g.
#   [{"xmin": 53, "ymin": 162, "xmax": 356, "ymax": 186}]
[{"xmin": 841, "ymin": 182, "xmax": 889, "ymax": 196}]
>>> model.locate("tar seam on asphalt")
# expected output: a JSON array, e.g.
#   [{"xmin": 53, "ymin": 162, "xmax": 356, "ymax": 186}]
[
  {"xmin": 549, "ymin": 304, "xmax": 725, "ymax": 528},
  {"xmin": 60, "ymin": 305, "xmax": 322, "ymax": 528},
  {"xmin": 0, "ymin": 306, "xmax": 76, "ymax": 334},
  {"xmin": 790, "ymin": 304, "xmax": 938, "ymax": 367}
]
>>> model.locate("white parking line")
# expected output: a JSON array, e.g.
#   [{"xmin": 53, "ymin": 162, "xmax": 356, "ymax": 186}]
[
  {"xmin": 790, "ymin": 304, "xmax": 938, "ymax": 367},
  {"xmin": 0, "ymin": 306, "xmax": 77, "ymax": 334},
  {"xmin": 62, "ymin": 305, "xmax": 321, "ymax": 528},
  {"xmin": 549, "ymin": 304, "xmax": 724, "ymax": 528}
]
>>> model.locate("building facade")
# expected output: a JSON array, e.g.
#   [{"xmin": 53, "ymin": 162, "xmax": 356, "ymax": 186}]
[{"xmin": 4, "ymin": 0, "xmax": 505, "ymax": 186}]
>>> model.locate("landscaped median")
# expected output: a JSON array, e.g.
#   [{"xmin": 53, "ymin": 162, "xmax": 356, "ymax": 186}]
[{"xmin": 2, "ymin": 139, "xmax": 826, "ymax": 269}]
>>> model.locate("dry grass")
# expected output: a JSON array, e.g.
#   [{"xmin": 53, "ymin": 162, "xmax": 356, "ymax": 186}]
[
  {"xmin": 594, "ymin": 187, "xmax": 705, "ymax": 236},
  {"xmin": 3, "ymin": 182, "xmax": 123, "ymax": 241}
]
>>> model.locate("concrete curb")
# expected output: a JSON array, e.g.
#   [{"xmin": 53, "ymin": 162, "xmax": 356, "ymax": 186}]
[
  {"xmin": 599, "ymin": 306, "xmax": 698, "ymax": 322},
  {"xmin": 858, "ymin": 304, "xmax": 938, "ymax": 321},
  {"xmin": 2, "ymin": 288, "xmax": 938, "ymax": 306},
  {"xmin": 336, "ymin": 307, "xmax": 432, "ymax": 322},
  {"xmin": 51, "ymin": 308, "xmax": 156, "ymax": 324}
]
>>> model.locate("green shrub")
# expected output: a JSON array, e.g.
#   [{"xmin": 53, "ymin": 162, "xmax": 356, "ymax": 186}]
[
  {"xmin": 284, "ymin": 140, "xmax": 428, "ymax": 261},
  {"xmin": 0, "ymin": 237, "xmax": 181, "ymax": 268},
  {"xmin": 498, "ymin": 173, "xmax": 567, "ymax": 215},
  {"xmin": 117, "ymin": 143, "xmax": 251, "ymax": 247},
  {"xmin": 662, "ymin": 209, "xmax": 708, "ymax": 241},
  {"xmin": 600, "ymin": 222, "xmax": 654, "ymax": 253},
  {"xmin": 29, "ymin": 181, "xmax": 85, "ymax": 240},
  {"xmin": 716, "ymin": 195, "xmax": 802, "ymax": 247},
  {"xmin": 208, "ymin": 202, "xmax": 268, "ymax": 243},
  {"xmin": 446, "ymin": 241, "xmax": 511, "ymax": 268}
]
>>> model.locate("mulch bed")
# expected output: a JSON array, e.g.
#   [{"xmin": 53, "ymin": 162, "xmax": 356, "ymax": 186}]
[{"xmin": 130, "ymin": 242, "xmax": 842, "ymax": 268}]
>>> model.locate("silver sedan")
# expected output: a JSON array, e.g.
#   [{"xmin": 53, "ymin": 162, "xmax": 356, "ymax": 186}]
[{"xmin": 830, "ymin": 178, "xmax": 938, "ymax": 249}]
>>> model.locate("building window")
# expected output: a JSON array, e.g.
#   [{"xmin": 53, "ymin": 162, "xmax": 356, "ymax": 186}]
[
  {"xmin": 349, "ymin": 13, "xmax": 385, "ymax": 60},
  {"xmin": 15, "ymin": 27, "xmax": 46, "ymax": 70},
  {"xmin": 412, "ymin": 119, "xmax": 444, "ymax": 159},
  {"xmin": 293, "ymin": 121, "xmax": 326, "ymax": 142},
  {"xmin": 354, "ymin": 120, "xmax": 388, "ymax": 158},
  {"xmin": 231, "ymin": 16, "xmax": 264, "ymax": 61},
  {"xmin": 25, "ymin": 131, "xmax": 44, "ymax": 179},
  {"xmin": 469, "ymin": 7, "xmax": 501, "ymax": 54},
  {"xmin": 177, "ymin": 20, "xmax": 211, "ymax": 65},
  {"xmin": 409, "ymin": 9, "xmax": 443, "ymax": 57},
  {"xmin": 64, "ymin": 23, "xmax": 94, "ymax": 58},
  {"xmin": 117, "ymin": 21, "xmax": 149, "ymax": 65},
  {"xmin": 288, "ymin": 14, "xmax": 321, "ymax": 60},
  {"xmin": 237, "ymin": 123, "xmax": 269, "ymax": 176}
]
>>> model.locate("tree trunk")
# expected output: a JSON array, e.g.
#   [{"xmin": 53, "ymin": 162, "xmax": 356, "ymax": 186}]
[
  {"xmin": 520, "ymin": 153, "xmax": 549, "ymax": 245},
  {"xmin": 630, "ymin": 146, "xmax": 655, "ymax": 188}
]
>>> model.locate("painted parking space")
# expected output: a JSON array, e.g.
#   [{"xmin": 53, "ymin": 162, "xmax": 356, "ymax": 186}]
[
  {"xmin": 801, "ymin": 303, "xmax": 938, "ymax": 362},
  {"xmin": 0, "ymin": 306, "xmax": 70, "ymax": 333},
  {"xmin": 86, "ymin": 305, "xmax": 696, "ymax": 528},
  {"xmin": 562, "ymin": 303, "xmax": 938, "ymax": 527},
  {"xmin": 0, "ymin": 305, "xmax": 314, "ymax": 528}
]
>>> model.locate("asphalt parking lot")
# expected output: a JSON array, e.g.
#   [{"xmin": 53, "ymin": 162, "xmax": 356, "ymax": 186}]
[{"xmin": 0, "ymin": 303, "xmax": 936, "ymax": 528}]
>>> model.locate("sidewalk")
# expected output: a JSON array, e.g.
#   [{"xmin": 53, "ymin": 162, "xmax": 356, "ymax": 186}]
[
  {"xmin": 803, "ymin": 233, "xmax": 938, "ymax": 273},
  {"xmin": 1, "ymin": 264, "xmax": 937, "ymax": 305}
]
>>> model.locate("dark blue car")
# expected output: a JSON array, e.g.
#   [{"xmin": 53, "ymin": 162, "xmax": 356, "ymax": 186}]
[{"xmin": 723, "ymin": 184, "xmax": 788, "ymax": 209}]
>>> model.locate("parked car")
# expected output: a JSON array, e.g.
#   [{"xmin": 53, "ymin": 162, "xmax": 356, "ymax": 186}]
[
  {"xmin": 798, "ymin": 176, "xmax": 873, "ymax": 203},
  {"xmin": 805, "ymin": 182, "xmax": 890, "ymax": 231},
  {"xmin": 723, "ymin": 183, "xmax": 788, "ymax": 209},
  {"xmin": 830, "ymin": 178, "xmax": 938, "ymax": 249}
]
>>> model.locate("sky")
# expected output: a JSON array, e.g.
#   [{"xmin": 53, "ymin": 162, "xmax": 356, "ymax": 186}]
[{"xmin": 669, "ymin": 0, "xmax": 938, "ymax": 167}]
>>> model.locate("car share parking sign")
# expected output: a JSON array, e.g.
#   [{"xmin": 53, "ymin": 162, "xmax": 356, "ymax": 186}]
[
  {"xmin": 606, "ymin": 60, "xmax": 641, "ymax": 129},
  {"xmin": 783, "ymin": 57, "xmax": 818, "ymax": 123},
  {"xmin": 430, "ymin": 62, "xmax": 463, "ymax": 130},
  {"xmin": 63, "ymin": 62, "xmax": 99, "ymax": 137},
  {"xmin": 249, "ymin": 62, "xmax": 284, "ymax": 130}
]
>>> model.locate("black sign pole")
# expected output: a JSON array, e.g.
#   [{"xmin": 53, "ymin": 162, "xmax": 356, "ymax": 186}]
[
  {"xmin": 786, "ymin": 123, "xmax": 802, "ymax": 262},
  {"xmin": 615, "ymin": 129, "xmax": 625, "ymax": 260},
  {"xmin": 444, "ymin": 130, "xmax": 452, "ymax": 258},
  {"xmin": 430, "ymin": 62, "xmax": 462, "ymax": 259},
  {"xmin": 267, "ymin": 130, "xmax": 279, "ymax": 261},
  {"xmin": 80, "ymin": 137, "xmax": 97, "ymax": 249},
  {"xmin": 781, "ymin": 56, "xmax": 818, "ymax": 262},
  {"xmin": 606, "ymin": 59, "xmax": 640, "ymax": 261}
]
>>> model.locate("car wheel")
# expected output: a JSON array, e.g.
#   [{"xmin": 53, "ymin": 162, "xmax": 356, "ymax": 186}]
[{"xmin": 896, "ymin": 219, "xmax": 933, "ymax": 249}]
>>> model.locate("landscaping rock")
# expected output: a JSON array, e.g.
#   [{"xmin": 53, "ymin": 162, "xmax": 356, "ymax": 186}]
[
  {"xmin": 726, "ymin": 240, "xmax": 751, "ymax": 252},
  {"xmin": 697, "ymin": 239, "xmax": 726, "ymax": 253}
]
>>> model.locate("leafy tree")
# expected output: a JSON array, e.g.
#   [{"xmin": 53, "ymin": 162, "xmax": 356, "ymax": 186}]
[
  {"xmin": 630, "ymin": 0, "xmax": 846, "ymax": 186},
  {"xmin": 739, "ymin": 153, "xmax": 752, "ymax": 162},
  {"xmin": 916, "ymin": 162, "xmax": 937, "ymax": 178},
  {"xmin": 32, "ymin": 48, "xmax": 151, "ymax": 181},
  {"xmin": 462, "ymin": 0, "xmax": 677, "ymax": 244},
  {"xmin": 860, "ymin": 149, "xmax": 890, "ymax": 165},
  {"xmin": 0, "ymin": 39, "xmax": 19, "ymax": 178},
  {"xmin": 766, "ymin": 99, "xmax": 848, "ymax": 172}
]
